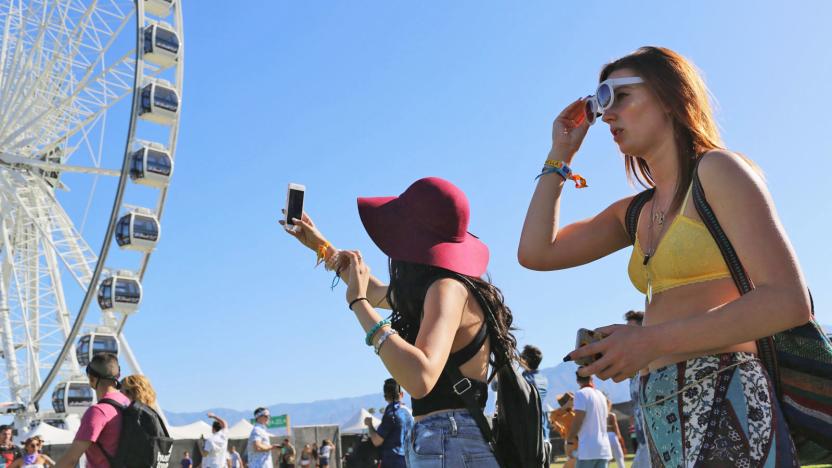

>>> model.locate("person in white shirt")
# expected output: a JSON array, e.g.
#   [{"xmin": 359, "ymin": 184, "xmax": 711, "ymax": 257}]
[
  {"xmin": 566, "ymin": 373, "xmax": 612, "ymax": 468},
  {"xmin": 227, "ymin": 445, "xmax": 244, "ymax": 468},
  {"xmin": 200, "ymin": 412, "xmax": 229, "ymax": 468},
  {"xmin": 247, "ymin": 407, "xmax": 280, "ymax": 468}
]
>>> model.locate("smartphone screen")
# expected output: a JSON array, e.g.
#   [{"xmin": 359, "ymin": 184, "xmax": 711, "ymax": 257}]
[{"xmin": 286, "ymin": 187, "xmax": 304, "ymax": 226}]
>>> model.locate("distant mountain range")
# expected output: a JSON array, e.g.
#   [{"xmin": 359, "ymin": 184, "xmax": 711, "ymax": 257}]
[{"xmin": 164, "ymin": 361, "xmax": 630, "ymax": 427}]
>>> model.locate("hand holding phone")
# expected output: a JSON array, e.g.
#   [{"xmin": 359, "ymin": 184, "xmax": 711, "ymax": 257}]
[
  {"xmin": 574, "ymin": 328, "xmax": 605, "ymax": 366},
  {"xmin": 285, "ymin": 183, "xmax": 305, "ymax": 232}
]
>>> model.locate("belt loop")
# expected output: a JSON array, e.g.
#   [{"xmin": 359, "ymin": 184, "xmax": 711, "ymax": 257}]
[{"xmin": 448, "ymin": 414, "xmax": 458, "ymax": 436}]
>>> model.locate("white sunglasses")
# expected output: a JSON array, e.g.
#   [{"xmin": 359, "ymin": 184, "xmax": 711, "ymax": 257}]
[{"xmin": 584, "ymin": 77, "xmax": 644, "ymax": 125}]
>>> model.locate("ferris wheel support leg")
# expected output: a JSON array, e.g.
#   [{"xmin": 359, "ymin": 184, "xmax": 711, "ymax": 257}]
[
  {"xmin": 118, "ymin": 332, "xmax": 170, "ymax": 428},
  {"xmin": 0, "ymin": 214, "xmax": 24, "ymax": 405}
]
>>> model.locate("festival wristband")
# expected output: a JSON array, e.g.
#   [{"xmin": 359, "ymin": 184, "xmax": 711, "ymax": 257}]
[
  {"xmin": 315, "ymin": 242, "xmax": 332, "ymax": 267},
  {"xmin": 365, "ymin": 318, "xmax": 391, "ymax": 346},
  {"xmin": 536, "ymin": 160, "xmax": 588, "ymax": 188}
]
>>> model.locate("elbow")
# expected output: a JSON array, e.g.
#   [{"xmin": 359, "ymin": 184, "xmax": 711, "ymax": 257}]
[
  {"xmin": 517, "ymin": 249, "xmax": 546, "ymax": 271},
  {"xmin": 406, "ymin": 383, "xmax": 429, "ymax": 400},
  {"xmin": 790, "ymin": 288, "xmax": 813, "ymax": 327},
  {"xmin": 406, "ymin": 373, "xmax": 439, "ymax": 400}
]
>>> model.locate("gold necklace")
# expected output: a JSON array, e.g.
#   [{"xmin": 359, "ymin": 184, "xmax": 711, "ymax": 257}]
[{"xmin": 643, "ymin": 192, "xmax": 671, "ymax": 304}]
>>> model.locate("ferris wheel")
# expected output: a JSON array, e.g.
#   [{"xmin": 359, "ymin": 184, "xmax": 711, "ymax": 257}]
[{"xmin": 0, "ymin": 0, "xmax": 183, "ymax": 427}]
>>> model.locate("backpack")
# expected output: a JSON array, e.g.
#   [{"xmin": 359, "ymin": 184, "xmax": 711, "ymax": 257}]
[
  {"xmin": 98, "ymin": 399, "xmax": 174, "ymax": 468},
  {"xmin": 624, "ymin": 161, "xmax": 832, "ymax": 463},
  {"xmin": 444, "ymin": 277, "xmax": 550, "ymax": 468}
]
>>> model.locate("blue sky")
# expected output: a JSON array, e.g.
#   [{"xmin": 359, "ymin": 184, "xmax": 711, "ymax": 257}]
[{"xmin": 101, "ymin": 1, "xmax": 832, "ymax": 413}]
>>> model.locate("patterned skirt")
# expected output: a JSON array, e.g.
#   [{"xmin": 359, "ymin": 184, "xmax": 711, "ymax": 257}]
[{"xmin": 639, "ymin": 352, "xmax": 798, "ymax": 468}]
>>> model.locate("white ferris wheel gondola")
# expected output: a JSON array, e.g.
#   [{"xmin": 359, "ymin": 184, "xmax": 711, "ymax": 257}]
[
  {"xmin": 140, "ymin": 79, "xmax": 180, "ymax": 125},
  {"xmin": 97, "ymin": 272, "xmax": 143, "ymax": 314},
  {"xmin": 130, "ymin": 143, "xmax": 174, "ymax": 188},
  {"xmin": 143, "ymin": 22, "xmax": 181, "ymax": 68},
  {"xmin": 51, "ymin": 381, "xmax": 94, "ymax": 415},
  {"xmin": 0, "ymin": 0, "xmax": 184, "ymax": 427},
  {"xmin": 145, "ymin": 0, "xmax": 176, "ymax": 18},
  {"xmin": 116, "ymin": 211, "xmax": 161, "ymax": 252},
  {"xmin": 75, "ymin": 333, "xmax": 120, "ymax": 367}
]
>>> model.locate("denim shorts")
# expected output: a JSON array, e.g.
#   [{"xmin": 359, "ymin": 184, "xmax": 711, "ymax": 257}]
[{"xmin": 405, "ymin": 409, "xmax": 499, "ymax": 468}]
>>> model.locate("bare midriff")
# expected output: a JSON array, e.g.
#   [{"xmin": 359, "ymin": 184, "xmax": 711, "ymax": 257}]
[{"xmin": 643, "ymin": 276, "xmax": 757, "ymax": 372}]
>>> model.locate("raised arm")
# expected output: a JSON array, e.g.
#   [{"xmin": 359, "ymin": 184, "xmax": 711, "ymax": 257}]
[
  {"xmin": 282, "ymin": 212, "xmax": 390, "ymax": 309},
  {"xmin": 518, "ymin": 99, "xmax": 632, "ymax": 270},
  {"xmin": 207, "ymin": 412, "xmax": 227, "ymax": 430},
  {"xmin": 343, "ymin": 250, "xmax": 467, "ymax": 399}
]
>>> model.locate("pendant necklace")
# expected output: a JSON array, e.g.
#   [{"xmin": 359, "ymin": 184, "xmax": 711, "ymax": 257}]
[{"xmin": 643, "ymin": 193, "xmax": 670, "ymax": 304}]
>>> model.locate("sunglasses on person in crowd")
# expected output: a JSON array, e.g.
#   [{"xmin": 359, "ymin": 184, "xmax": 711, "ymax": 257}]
[{"xmin": 584, "ymin": 76, "xmax": 644, "ymax": 125}]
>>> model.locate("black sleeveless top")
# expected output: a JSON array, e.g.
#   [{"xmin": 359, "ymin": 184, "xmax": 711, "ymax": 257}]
[{"xmin": 411, "ymin": 322, "xmax": 489, "ymax": 416}]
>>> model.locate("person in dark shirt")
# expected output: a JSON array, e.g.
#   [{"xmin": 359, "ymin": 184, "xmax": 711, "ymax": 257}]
[
  {"xmin": 0, "ymin": 425, "xmax": 21, "ymax": 465},
  {"xmin": 180, "ymin": 450, "xmax": 192, "ymax": 468},
  {"xmin": 365, "ymin": 379, "xmax": 414, "ymax": 468},
  {"xmin": 520, "ymin": 344, "xmax": 550, "ymax": 439}
]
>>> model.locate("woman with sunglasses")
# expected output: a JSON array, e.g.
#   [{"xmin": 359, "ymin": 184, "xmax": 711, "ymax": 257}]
[
  {"xmin": 8, "ymin": 438, "xmax": 53, "ymax": 468},
  {"xmin": 519, "ymin": 46, "xmax": 808, "ymax": 467},
  {"xmin": 281, "ymin": 177, "xmax": 520, "ymax": 467}
]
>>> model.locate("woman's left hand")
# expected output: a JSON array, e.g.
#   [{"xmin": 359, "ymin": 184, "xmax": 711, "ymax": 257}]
[
  {"xmin": 566, "ymin": 324, "xmax": 662, "ymax": 382},
  {"xmin": 342, "ymin": 250, "xmax": 370, "ymax": 305}
]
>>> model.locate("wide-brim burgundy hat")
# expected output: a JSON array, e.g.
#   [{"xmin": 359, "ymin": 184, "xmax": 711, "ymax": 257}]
[{"xmin": 357, "ymin": 177, "xmax": 489, "ymax": 277}]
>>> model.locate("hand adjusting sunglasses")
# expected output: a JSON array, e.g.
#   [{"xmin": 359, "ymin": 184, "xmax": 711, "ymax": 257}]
[{"xmin": 584, "ymin": 77, "xmax": 644, "ymax": 125}]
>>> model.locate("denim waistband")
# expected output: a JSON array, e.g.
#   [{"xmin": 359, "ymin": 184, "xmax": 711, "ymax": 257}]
[{"xmin": 416, "ymin": 409, "xmax": 481, "ymax": 426}]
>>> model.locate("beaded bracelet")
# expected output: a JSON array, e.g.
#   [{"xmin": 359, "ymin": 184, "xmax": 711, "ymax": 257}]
[
  {"xmin": 365, "ymin": 319, "xmax": 391, "ymax": 346},
  {"xmin": 374, "ymin": 328, "xmax": 399, "ymax": 355}
]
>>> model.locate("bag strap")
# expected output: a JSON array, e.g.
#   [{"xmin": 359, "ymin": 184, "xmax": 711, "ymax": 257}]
[
  {"xmin": 442, "ymin": 276, "xmax": 505, "ymax": 467},
  {"xmin": 625, "ymin": 189, "xmax": 655, "ymax": 244},
  {"xmin": 690, "ymin": 161, "xmax": 782, "ymax": 397},
  {"xmin": 93, "ymin": 398, "xmax": 125, "ymax": 466}
]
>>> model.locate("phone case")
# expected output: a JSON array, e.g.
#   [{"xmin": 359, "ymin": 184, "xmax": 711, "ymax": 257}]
[{"xmin": 574, "ymin": 328, "xmax": 604, "ymax": 366}]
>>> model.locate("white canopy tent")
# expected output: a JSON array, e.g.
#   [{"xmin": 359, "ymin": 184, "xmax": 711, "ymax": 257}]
[
  {"xmin": 340, "ymin": 408, "xmax": 380, "ymax": 435},
  {"xmin": 16, "ymin": 422, "xmax": 75, "ymax": 445},
  {"xmin": 227, "ymin": 419, "xmax": 256, "ymax": 439},
  {"xmin": 168, "ymin": 420, "xmax": 213, "ymax": 440}
]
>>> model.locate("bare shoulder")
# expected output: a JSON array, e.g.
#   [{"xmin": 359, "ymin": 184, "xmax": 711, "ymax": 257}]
[
  {"xmin": 697, "ymin": 149, "xmax": 767, "ymax": 198},
  {"xmin": 426, "ymin": 277, "xmax": 470, "ymax": 300}
]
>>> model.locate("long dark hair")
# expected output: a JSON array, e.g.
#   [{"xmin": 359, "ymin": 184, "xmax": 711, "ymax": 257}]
[{"xmin": 385, "ymin": 259, "xmax": 519, "ymax": 372}]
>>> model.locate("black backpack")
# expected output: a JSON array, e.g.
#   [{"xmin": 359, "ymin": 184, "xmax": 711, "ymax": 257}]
[
  {"xmin": 446, "ymin": 278, "xmax": 550, "ymax": 468},
  {"xmin": 98, "ymin": 399, "xmax": 174, "ymax": 468}
]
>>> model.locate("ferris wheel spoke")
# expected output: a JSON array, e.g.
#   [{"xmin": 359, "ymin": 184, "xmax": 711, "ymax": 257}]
[
  {"xmin": 0, "ymin": 172, "xmax": 97, "ymax": 290},
  {"xmin": 0, "ymin": 226, "xmax": 25, "ymax": 403}
]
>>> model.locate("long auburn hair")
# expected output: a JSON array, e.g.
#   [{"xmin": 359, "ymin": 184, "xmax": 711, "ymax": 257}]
[
  {"xmin": 385, "ymin": 259, "xmax": 519, "ymax": 374},
  {"xmin": 600, "ymin": 46, "xmax": 726, "ymax": 211}
]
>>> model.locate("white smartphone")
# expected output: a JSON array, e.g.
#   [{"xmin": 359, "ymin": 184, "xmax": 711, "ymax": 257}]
[{"xmin": 285, "ymin": 183, "xmax": 306, "ymax": 231}]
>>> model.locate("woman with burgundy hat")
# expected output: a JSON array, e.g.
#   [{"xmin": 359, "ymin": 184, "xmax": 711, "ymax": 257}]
[{"xmin": 282, "ymin": 176, "xmax": 519, "ymax": 467}]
